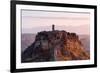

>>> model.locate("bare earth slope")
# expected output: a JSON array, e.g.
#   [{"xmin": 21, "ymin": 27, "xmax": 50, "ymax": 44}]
[{"xmin": 22, "ymin": 30, "xmax": 90, "ymax": 62}]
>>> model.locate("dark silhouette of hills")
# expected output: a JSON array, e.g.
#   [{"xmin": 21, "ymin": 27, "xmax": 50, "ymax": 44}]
[
  {"xmin": 22, "ymin": 25, "xmax": 89, "ymax": 35},
  {"xmin": 21, "ymin": 30, "xmax": 90, "ymax": 63}
]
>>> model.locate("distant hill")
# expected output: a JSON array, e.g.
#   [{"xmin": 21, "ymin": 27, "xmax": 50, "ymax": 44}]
[
  {"xmin": 22, "ymin": 25, "xmax": 90, "ymax": 35},
  {"xmin": 21, "ymin": 34, "xmax": 36, "ymax": 52},
  {"xmin": 79, "ymin": 35, "xmax": 90, "ymax": 53},
  {"xmin": 21, "ymin": 30, "xmax": 90, "ymax": 63}
]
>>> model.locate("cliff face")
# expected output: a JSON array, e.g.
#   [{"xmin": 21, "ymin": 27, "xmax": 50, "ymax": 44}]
[{"xmin": 22, "ymin": 30, "xmax": 90, "ymax": 62}]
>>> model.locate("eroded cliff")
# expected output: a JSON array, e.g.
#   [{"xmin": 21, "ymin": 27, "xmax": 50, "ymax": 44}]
[{"xmin": 22, "ymin": 30, "xmax": 90, "ymax": 62}]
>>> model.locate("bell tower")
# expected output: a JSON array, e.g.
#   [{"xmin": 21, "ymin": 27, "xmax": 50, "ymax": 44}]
[{"xmin": 52, "ymin": 24, "xmax": 55, "ymax": 31}]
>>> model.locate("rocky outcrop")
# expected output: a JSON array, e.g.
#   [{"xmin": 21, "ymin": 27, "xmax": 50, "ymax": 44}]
[{"xmin": 22, "ymin": 30, "xmax": 90, "ymax": 62}]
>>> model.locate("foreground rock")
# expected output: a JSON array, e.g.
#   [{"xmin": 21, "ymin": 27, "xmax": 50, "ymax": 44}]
[{"xmin": 22, "ymin": 30, "xmax": 90, "ymax": 62}]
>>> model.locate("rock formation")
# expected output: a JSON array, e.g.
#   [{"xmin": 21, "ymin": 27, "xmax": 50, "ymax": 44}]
[{"xmin": 22, "ymin": 30, "xmax": 90, "ymax": 63}]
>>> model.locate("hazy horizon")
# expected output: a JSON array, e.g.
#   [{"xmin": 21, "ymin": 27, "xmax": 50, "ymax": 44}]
[{"xmin": 22, "ymin": 10, "xmax": 90, "ymax": 35}]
